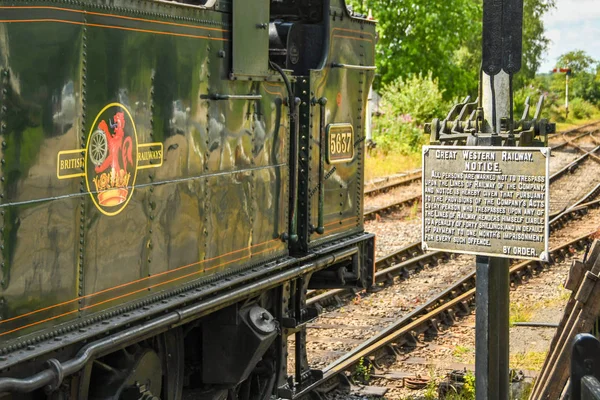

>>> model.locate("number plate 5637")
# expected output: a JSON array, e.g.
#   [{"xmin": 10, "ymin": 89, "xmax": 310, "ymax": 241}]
[{"xmin": 327, "ymin": 124, "xmax": 354, "ymax": 163}]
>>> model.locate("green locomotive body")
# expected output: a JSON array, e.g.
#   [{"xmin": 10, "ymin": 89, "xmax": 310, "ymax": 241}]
[{"xmin": 0, "ymin": 0, "xmax": 375, "ymax": 398}]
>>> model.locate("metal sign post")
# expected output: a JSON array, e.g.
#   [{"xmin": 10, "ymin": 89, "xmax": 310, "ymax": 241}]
[
  {"xmin": 476, "ymin": 256, "xmax": 509, "ymax": 399},
  {"xmin": 475, "ymin": 72, "xmax": 511, "ymax": 400},
  {"xmin": 478, "ymin": 1, "xmax": 523, "ymax": 399},
  {"xmin": 422, "ymin": 1, "xmax": 553, "ymax": 398}
]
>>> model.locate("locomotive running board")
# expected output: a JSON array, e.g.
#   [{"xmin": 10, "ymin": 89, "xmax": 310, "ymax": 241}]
[{"xmin": 0, "ymin": 232, "xmax": 373, "ymax": 394}]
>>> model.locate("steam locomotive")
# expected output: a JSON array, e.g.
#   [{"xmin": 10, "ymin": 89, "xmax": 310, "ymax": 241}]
[{"xmin": 0, "ymin": 0, "xmax": 376, "ymax": 398}]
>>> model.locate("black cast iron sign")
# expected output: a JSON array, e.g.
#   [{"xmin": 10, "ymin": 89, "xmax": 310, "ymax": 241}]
[{"xmin": 422, "ymin": 146, "xmax": 550, "ymax": 261}]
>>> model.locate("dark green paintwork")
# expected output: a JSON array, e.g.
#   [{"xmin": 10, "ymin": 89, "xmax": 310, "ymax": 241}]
[
  {"xmin": 232, "ymin": 0, "xmax": 271, "ymax": 78},
  {"xmin": 305, "ymin": 7, "xmax": 376, "ymax": 249},
  {"xmin": 0, "ymin": 0, "xmax": 374, "ymax": 362},
  {"xmin": 0, "ymin": 0, "xmax": 289, "ymax": 341}
]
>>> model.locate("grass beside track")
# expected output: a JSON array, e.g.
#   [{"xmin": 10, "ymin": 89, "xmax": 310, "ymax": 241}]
[{"xmin": 365, "ymin": 151, "xmax": 421, "ymax": 182}]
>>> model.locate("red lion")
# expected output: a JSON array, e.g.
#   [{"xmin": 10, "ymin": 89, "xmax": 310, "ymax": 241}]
[{"xmin": 95, "ymin": 112, "xmax": 133, "ymax": 175}]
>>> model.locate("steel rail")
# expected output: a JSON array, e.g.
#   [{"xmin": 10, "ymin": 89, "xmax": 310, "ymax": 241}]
[
  {"xmin": 551, "ymin": 131, "xmax": 594, "ymax": 152},
  {"xmin": 362, "ymin": 122, "xmax": 600, "ymax": 199},
  {"xmin": 549, "ymin": 144, "xmax": 600, "ymax": 218},
  {"xmin": 311, "ymin": 141, "xmax": 600, "ymax": 306},
  {"xmin": 363, "ymin": 128, "xmax": 600, "ymax": 222},
  {"xmin": 550, "ymin": 198, "xmax": 600, "ymax": 231},
  {"xmin": 363, "ymin": 194, "xmax": 421, "ymax": 221},
  {"xmin": 299, "ymin": 232, "xmax": 594, "ymax": 398},
  {"xmin": 549, "ymin": 120, "xmax": 600, "ymax": 151},
  {"xmin": 550, "ymin": 145, "xmax": 600, "ymax": 183},
  {"xmin": 364, "ymin": 170, "xmax": 422, "ymax": 197}
]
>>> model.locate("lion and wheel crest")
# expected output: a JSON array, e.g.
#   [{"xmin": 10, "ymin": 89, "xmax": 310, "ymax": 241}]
[
  {"xmin": 57, "ymin": 103, "xmax": 163, "ymax": 216},
  {"xmin": 85, "ymin": 107, "xmax": 136, "ymax": 213}
]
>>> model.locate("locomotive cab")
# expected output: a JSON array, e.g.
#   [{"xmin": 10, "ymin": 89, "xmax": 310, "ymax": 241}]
[
  {"xmin": 228, "ymin": 0, "xmax": 375, "ymax": 291},
  {"xmin": 267, "ymin": 0, "xmax": 327, "ymax": 76}
]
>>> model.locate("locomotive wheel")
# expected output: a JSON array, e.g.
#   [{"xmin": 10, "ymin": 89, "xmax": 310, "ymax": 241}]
[
  {"xmin": 227, "ymin": 359, "xmax": 276, "ymax": 400},
  {"xmin": 76, "ymin": 328, "xmax": 184, "ymax": 400}
]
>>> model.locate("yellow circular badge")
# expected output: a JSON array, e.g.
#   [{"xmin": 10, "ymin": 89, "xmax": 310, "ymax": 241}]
[{"xmin": 85, "ymin": 103, "xmax": 138, "ymax": 216}]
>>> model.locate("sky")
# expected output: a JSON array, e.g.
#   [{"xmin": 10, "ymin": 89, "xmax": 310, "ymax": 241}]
[{"xmin": 539, "ymin": 0, "xmax": 600, "ymax": 72}]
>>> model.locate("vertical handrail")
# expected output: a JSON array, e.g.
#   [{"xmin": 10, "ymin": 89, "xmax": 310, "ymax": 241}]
[
  {"xmin": 315, "ymin": 97, "xmax": 328, "ymax": 235},
  {"xmin": 269, "ymin": 61, "xmax": 299, "ymax": 243},
  {"xmin": 289, "ymin": 97, "xmax": 301, "ymax": 243}
]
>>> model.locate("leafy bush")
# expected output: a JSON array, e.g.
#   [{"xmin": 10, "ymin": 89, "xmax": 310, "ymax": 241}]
[
  {"xmin": 372, "ymin": 114, "xmax": 423, "ymax": 155},
  {"xmin": 569, "ymin": 98, "xmax": 598, "ymax": 119},
  {"xmin": 379, "ymin": 72, "xmax": 447, "ymax": 125},
  {"xmin": 548, "ymin": 104, "xmax": 567, "ymax": 123},
  {"xmin": 545, "ymin": 98, "xmax": 597, "ymax": 123},
  {"xmin": 371, "ymin": 72, "xmax": 446, "ymax": 155}
]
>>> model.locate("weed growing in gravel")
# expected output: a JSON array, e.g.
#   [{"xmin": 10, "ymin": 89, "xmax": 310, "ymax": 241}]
[
  {"xmin": 536, "ymin": 286, "xmax": 571, "ymax": 308},
  {"xmin": 452, "ymin": 345, "xmax": 474, "ymax": 363},
  {"xmin": 408, "ymin": 201, "xmax": 420, "ymax": 220},
  {"xmin": 424, "ymin": 380, "xmax": 438, "ymax": 400},
  {"xmin": 423, "ymin": 367, "xmax": 439, "ymax": 400},
  {"xmin": 510, "ymin": 351, "xmax": 547, "ymax": 371},
  {"xmin": 557, "ymin": 284, "xmax": 571, "ymax": 301},
  {"xmin": 462, "ymin": 372, "xmax": 476, "ymax": 399},
  {"xmin": 509, "ymin": 303, "xmax": 533, "ymax": 326},
  {"xmin": 351, "ymin": 357, "xmax": 372, "ymax": 384}
]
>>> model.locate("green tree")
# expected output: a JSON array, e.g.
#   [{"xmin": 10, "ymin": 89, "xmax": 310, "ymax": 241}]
[
  {"xmin": 347, "ymin": 0, "xmax": 555, "ymax": 99},
  {"xmin": 551, "ymin": 50, "xmax": 600, "ymax": 105},
  {"xmin": 517, "ymin": 0, "xmax": 556, "ymax": 83},
  {"xmin": 348, "ymin": 0, "xmax": 481, "ymax": 99},
  {"xmin": 556, "ymin": 50, "xmax": 597, "ymax": 73}
]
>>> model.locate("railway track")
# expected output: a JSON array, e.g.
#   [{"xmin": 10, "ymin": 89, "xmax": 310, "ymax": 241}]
[
  {"xmin": 548, "ymin": 120, "xmax": 600, "ymax": 150},
  {"xmin": 309, "ymin": 169, "xmax": 600, "ymax": 310},
  {"xmin": 364, "ymin": 170, "xmax": 422, "ymax": 197},
  {"xmin": 363, "ymin": 122, "xmax": 600, "ymax": 221},
  {"xmin": 315, "ymin": 238, "xmax": 590, "ymax": 396},
  {"xmin": 301, "ymin": 200, "xmax": 599, "ymax": 398},
  {"xmin": 298, "ymin": 123, "xmax": 600, "ymax": 397},
  {"xmin": 309, "ymin": 123, "xmax": 600, "ymax": 307},
  {"xmin": 549, "ymin": 144, "xmax": 600, "ymax": 216}
]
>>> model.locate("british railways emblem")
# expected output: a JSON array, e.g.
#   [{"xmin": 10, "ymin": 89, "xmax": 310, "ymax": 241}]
[{"xmin": 57, "ymin": 103, "xmax": 163, "ymax": 216}]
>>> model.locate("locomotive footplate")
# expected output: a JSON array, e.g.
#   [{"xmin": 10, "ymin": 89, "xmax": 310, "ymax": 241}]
[
  {"xmin": 275, "ymin": 233, "xmax": 375, "ymax": 399},
  {"xmin": 0, "ymin": 232, "xmax": 375, "ymax": 396},
  {"xmin": 308, "ymin": 232, "xmax": 376, "ymax": 290}
]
